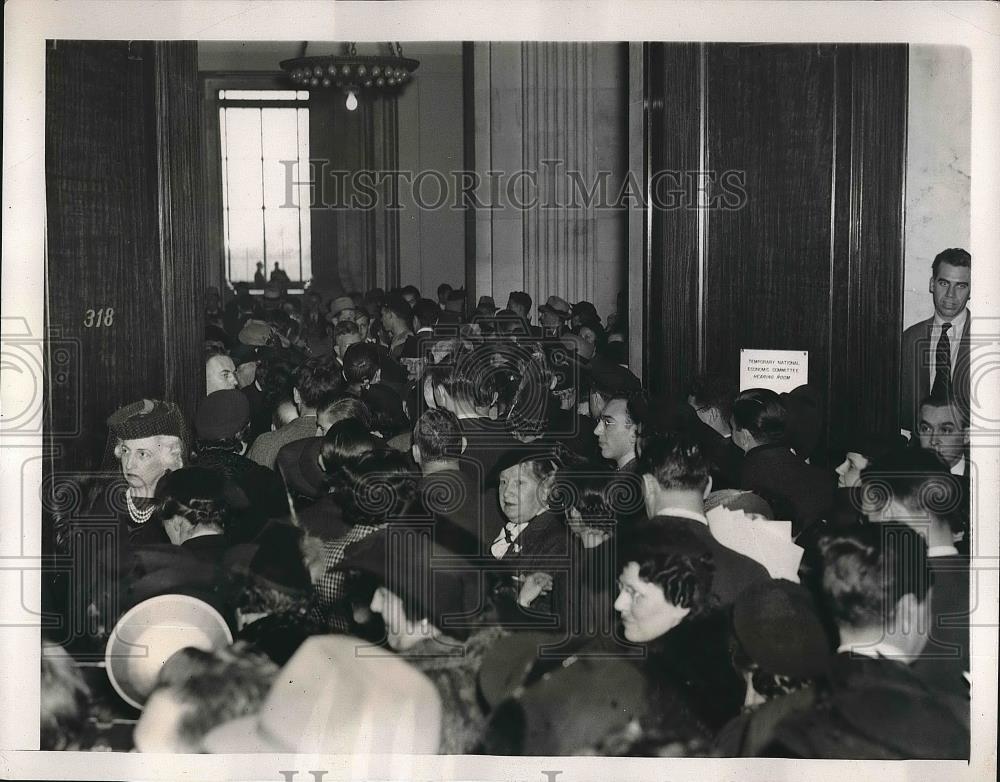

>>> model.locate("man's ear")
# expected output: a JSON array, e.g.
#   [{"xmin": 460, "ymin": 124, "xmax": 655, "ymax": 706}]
[
  {"xmin": 641, "ymin": 473, "xmax": 657, "ymax": 502},
  {"xmin": 703, "ymin": 475, "xmax": 713, "ymax": 499},
  {"xmin": 293, "ymin": 387, "xmax": 302, "ymax": 407},
  {"xmin": 411, "ymin": 444, "xmax": 421, "ymax": 465},
  {"xmin": 928, "ymin": 275, "xmax": 936, "ymax": 295},
  {"xmin": 460, "ymin": 435, "xmax": 468, "ymax": 455}
]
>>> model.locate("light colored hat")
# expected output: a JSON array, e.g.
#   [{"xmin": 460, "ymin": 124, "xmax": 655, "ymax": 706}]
[
  {"xmin": 330, "ymin": 296, "xmax": 357, "ymax": 318},
  {"xmin": 203, "ymin": 634, "xmax": 442, "ymax": 755},
  {"xmin": 238, "ymin": 319, "xmax": 274, "ymax": 346},
  {"xmin": 105, "ymin": 594, "xmax": 232, "ymax": 709},
  {"xmin": 538, "ymin": 295, "xmax": 572, "ymax": 318}
]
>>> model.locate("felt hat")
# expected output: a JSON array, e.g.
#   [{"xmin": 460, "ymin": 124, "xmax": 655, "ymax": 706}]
[
  {"xmin": 538, "ymin": 295, "xmax": 572, "ymax": 319},
  {"xmin": 238, "ymin": 319, "xmax": 274, "ymax": 347},
  {"xmin": 571, "ymin": 300, "xmax": 600, "ymax": 325},
  {"xmin": 585, "ymin": 355, "xmax": 641, "ymax": 394},
  {"xmin": 202, "ymin": 634, "xmax": 442, "ymax": 755},
  {"xmin": 274, "ymin": 436, "xmax": 327, "ymax": 500},
  {"xmin": 225, "ymin": 521, "xmax": 312, "ymax": 595},
  {"xmin": 106, "ymin": 399, "xmax": 189, "ymax": 448},
  {"xmin": 732, "ymin": 578, "xmax": 832, "ymax": 679},
  {"xmin": 338, "ymin": 526, "xmax": 482, "ymax": 640},
  {"xmin": 194, "ymin": 390, "xmax": 250, "ymax": 442},
  {"xmin": 105, "ymin": 594, "xmax": 233, "ymax": 709},
  {"xmin": 330, "ymin": 296, "xmax": 357, "ymax": 318},
  {"xmin": 479, "ymin": 635, "xmax": 654, "ymax": 756}
]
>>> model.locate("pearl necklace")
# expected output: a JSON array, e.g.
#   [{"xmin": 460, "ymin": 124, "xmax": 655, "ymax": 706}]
[{"xmin": 126, "ymin": 489, "xmax": 155, "ymax": 525}]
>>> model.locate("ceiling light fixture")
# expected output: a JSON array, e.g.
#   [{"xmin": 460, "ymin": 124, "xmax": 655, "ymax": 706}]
[{"xmin": 280, "ymin": 42, "xmax": 419, "ymax": 111}]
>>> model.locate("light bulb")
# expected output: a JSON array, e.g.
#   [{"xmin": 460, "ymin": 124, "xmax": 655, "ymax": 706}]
[{"xmin": 345, "ymin": 91, "xmax": 359, "ymax": 111}]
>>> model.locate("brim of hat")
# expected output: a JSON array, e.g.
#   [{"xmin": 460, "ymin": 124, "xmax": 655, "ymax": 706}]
[
  {"xmin": 478, "ymin": 632, "xmax": 562, "ymax": 708},
  {"xmin": 537, "ymin": 306, "xmax": 571, "ymax": 317},
  {"xmin": 202, "ymin": 714, "xmax": 289, "ymax": 753},
  {"xmin": 105, "ymin": 594, "xmax": 233, "ymax": 710}
]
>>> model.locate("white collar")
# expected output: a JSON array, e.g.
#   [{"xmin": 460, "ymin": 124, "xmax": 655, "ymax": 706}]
[
  {"xmin": 652, "ymin": 506, "xmax": 708, "ymax": 525},
  {"xmin": 928, "ymin": 544, "xmax": 959, "ymax": 558},
  {"xmin": 932, "ymin": 308, "xmax": 968, "ymax": 334},
  {"xmin": 949, "ymin": 456, "xmax": 966, "ymax": 476},
  {"xmin": 837, "ymin": 639, "xmax": 910, "ymax": 660}
]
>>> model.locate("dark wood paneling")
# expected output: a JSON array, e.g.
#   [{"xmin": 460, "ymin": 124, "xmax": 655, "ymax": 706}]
[
  {"xmin": 154, "ymin": 42, "xmax": 209, "ymax": 420},
  {"xmin": 647, "ymin": 43, "xmax": 701, "ymax": 399},
  {"xmin": 645, "ymin": 43, "xmax": 907, "ymax": 440},
  {"xmin": 45, "ymin": 41, "xmax": 165, "ymax": 473},
  {"xmin": 703, "ymin": 44, "xmax": 837, "ymax": 397},
  {"xmin": 46, "ymin": 41, "xmax": 207, "ymax": 475},
  {"xmin": 829, "ymin": 46, "xmax": 908, "ymax": 437}
]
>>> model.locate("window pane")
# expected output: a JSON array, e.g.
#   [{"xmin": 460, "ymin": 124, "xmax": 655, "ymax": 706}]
[
  {"xmin": 297, "ymin": 107, "xmax": 312, "ymax": 282},
  {"xmin": 220, "ymin": 96, "xmax": 310, "ymax": 284},
  {"xmin": 220, "ymin": 89, "xmax": 306, "ymax": 101}
]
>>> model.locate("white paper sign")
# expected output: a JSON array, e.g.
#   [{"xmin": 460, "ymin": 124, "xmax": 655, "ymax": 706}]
[{"xmin": 739, "ymin": 349, "xmax": 808, "ymax": 393}]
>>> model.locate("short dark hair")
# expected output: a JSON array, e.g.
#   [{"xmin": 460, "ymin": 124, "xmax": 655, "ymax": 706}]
[
  {"xmin": 317, "ymin": 393, "xmax": 373, "ymax": 429},
  {"xmin": 931, "ymin": 247, "xmax": 971, "ymax": 277},
  {"xmin": 401, "ymin": 285, "xmax": 421, "ymax": 300},
  {"xmin": 340, "ymin": 450, "xmax": 421, "ymax": 524},
  {"xmin": 818, "ymin": 524, "xmax": 930, "ymax": 629},
  {"xmin": 636, "ymin": 431, "xmax": 710, "ymax": 493},
  {"xmin": 333, "ymin": 320, "xmax": 360, "ymax": 339},
  {"xmin": 731, "ymin": 388, "xmax": 787, "ymax": 445},
  {"xmin": 919, "ymin": 393, "xmax": 969, "ymax": 428},
  {"xmin": 549, "ymin": 462, "xmax": 641, "ymax": 523},
  {"xmin": 382, "ymin": 299, "xmax": 414, "ymax": 330},
  {"xmin": 342, "ymin": 343, "xmax": 381, "ymax": 387},
  {"xmin": 413, "ymin": 408, "xmax": 463, "ymax": 461},
  {"xmin": 687, "ymin": 374, "xmax": 736, "ymax": 420},
  {"xmin": 437, "ymin": 283, "xmax": 453, "ymax": 297},
  {"xmin": 154, "ymin": 467, "xmax": 232, "ymax": 532},
  {"xmin": 412, "ymin": 298, "xmax": 441, "ymax": 329},
  {"xmin": 294, "ymin": 358, "xmax": 344, "ymax": 408},
  {"xmin": 605, "ymin": 391, "xmax": 649, "ymax": 430},
  {"xmin": 319, "ymin": 419, "xmax": 378, "ymax": 481},
  {"xmin": 618, "ymin": 521, "xmax": 716, "ymax": 619},
  {"xmin": 859, "ymin": 447, "xmax": 963, "ymax": 522},
  {"xmin": 428, "ymin": 350, "xmax": 496, "ymax": 408},
  {"xmin": 507, "ymin": 291, "xmax": 532, "ymax": 311}
]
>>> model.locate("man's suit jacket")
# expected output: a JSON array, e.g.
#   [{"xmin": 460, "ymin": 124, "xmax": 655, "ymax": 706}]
[
  {"xmin": 899, "ymin": 312, "xmax": 971, "ymax": 431},
  {"xmin": 739, "ymin": 443, "xmax": 836, "ymax": 537},
  {"xmin": 247, "ymin": 414, "xmax": 318, "ymax": 471},
  {"xmin": 912, "ymin": 553, "xmax": 970, "ymax": 696}
]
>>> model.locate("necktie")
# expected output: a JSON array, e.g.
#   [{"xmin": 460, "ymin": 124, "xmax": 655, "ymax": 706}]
[{"xmin": 931, "ymin": 322, "xmax": 952, "ymax": 398}]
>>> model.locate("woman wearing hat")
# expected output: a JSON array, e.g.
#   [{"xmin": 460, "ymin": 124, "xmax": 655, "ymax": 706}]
[{"xmin": 343, "ymin": 527, "xmax": 507, "ymax": 754}]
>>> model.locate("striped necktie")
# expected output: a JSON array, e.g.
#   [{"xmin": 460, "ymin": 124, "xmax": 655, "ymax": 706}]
[{"xmin": 931, "ymin": 322, "xmax": 952, "ymax": 398}]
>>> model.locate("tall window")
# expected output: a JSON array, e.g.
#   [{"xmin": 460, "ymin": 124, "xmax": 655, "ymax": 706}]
[{"xmin": 219, "ymin": 89, "xmax": 312, "ymax": 285}]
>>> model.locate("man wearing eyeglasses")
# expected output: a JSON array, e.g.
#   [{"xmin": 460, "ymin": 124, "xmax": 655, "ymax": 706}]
[{"xmin": 594, "ymin": 393, "xmax": 648, "ymax": 525}]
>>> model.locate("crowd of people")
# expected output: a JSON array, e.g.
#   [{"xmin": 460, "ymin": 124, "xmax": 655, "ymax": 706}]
[{"xmin": 42, "ymin": 253, "xmax": 972, "ymax": 758}]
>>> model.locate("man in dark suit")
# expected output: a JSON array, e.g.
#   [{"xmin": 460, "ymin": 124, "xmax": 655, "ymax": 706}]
[
  {"xmin": 899, "ymin": 248, "xmax": 971, "ymax": 433},
  {"xmin": 637, "ymin": 432, "xmax": 770, "ymax": 607},
  {"xmin": 861, "ymin": 448, "xmax": 970, "ymax": 696},
  {"xmin": 686, "ymin": 374, "xmax": 744, "ymax": 490},
  {"xmin": 769, "ymin": 525, "xmax": 969, "ymax": 759},
  {"xmin": 731, "ymin": 388, "xmax": 836, "ymax": 537}
]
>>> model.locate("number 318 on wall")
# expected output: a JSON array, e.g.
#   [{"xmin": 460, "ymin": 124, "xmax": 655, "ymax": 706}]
[{"xmin": 83, "ymin": 308, "xmax": 115, "ymax": 328}]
